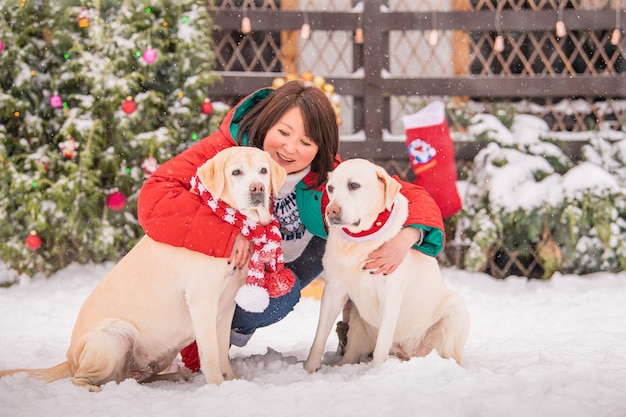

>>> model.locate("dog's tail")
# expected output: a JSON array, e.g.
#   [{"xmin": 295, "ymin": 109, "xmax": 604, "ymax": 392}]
[{"xmin": 0, "ymin": 361, "xmax": 72, "ymax": 383}]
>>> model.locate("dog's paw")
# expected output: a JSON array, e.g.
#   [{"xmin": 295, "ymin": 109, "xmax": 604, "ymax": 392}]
[
  {"xmin": 202, "ymin": 370, "xmax": 226, "ymax": 385},
  {"xmin": 143, "ymin": 369, "xmax": 193, "ymax": 384},
  {"xmin": 303, "ymin": 360, "xmax": 321, "ymax": 373},
  {"xmin": 370, "ymin": 353, "xmax": 389, "ymax": 367},
  {"xmin": 170, "ymin": 370, "xmax": 194, "ymax": 382},
  {"xmin": 71, "ymin": 376, "xmax": 102, "ymax": 392},
  {"xmin": 223, "ymin": 371, "xmax": 237, "ymax": 381}
]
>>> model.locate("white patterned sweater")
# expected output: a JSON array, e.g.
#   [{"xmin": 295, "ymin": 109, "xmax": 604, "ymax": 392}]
[{"xmin": 273, "ymin": 167, "xmax": 314, "ymax": 263}]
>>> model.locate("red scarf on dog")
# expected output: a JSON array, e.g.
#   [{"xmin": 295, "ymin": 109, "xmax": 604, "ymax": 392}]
[{"xmin": 190, "ymin": 175, "xmax": 295, "ymax": 313}]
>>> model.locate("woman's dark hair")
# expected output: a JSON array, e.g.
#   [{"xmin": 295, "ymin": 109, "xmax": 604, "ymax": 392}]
[{"xmin": 236, "ymin": 80, "xmax": 339, "ymax": 188}]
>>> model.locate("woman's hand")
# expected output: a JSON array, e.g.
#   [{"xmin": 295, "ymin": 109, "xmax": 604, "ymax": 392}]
[
  {"xmin": 364, "ymin": 227, "xmax": 422, "ymax": 275},
  {"xmin": 228, "ymin": 234, "xmax": 253, "ymax": 269}
]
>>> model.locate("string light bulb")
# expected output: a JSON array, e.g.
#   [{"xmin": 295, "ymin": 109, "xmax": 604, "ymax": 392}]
[
  {"xmin": 241, "ymin": 1, "xmax": 252, "ymax": 35},
  {"xmin": 611, "ymin": 28, "xmax": 622, "ymax": 45},
  {"xmin": 494, "ymin": 3, "xmax": 504, "ymax": 52},
  {"xmin": 239, "ymin": 0, "xmax": 253, "ymax": 34},
  {"xmin": 428, "ymin": 12, "xmax": 438, "ymax": 46},
  {"xmin": 300, "ymin": 22, "xmax": 311, "ymax": 39},
  {"xmin": 555, "ymin": 20, "xmax": 567, "ymax": 37},
  {"xmin": 300, "ymin": 11, "xmax": 311, "ymax": 40},
  {"xmin": 556, "ymin": 0, "xmax": 567, "ymax": 37},
  {"xmin": 428, "ymin": 30, "xmax": 439, "ymax": 46},
  {"xmin": 354, "ymin": 27, "xmax": 364, "ymax": 44},
  {"xmin": 241, "ymin": 12, "xmax": 251, "ymax": 34},
  {"xmin": 494, "ymin": 35, "xmax": 505, "ymax": 52},
  {"xmin": 611, "ymin": 7, "xmax": 622, "ymax": 46}
]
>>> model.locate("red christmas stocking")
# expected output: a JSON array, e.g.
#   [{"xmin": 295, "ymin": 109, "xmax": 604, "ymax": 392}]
[{"xmin": 402, "ymin": 101, "xmax": 462, "ymax": 218}]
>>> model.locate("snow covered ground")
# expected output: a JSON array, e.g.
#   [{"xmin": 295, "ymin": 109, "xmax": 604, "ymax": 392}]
[{"xmin": 0, "ymin": 262, "xmax": 625, "ymax": 417}]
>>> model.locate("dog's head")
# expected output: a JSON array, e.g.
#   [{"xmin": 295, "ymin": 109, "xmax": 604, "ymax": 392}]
[
  {"xmin": 325, "ymin": 158, "xmax": 401, "ymax": 233},
  {"xmin": 196, "ymin": 147, "xmax": 286, "ymax": 225}
]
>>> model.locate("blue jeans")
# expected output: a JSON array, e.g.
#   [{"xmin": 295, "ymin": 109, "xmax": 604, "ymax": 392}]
[{"xmin": 231, "ymin": 236, "xmax": 326, "ymax": 335}]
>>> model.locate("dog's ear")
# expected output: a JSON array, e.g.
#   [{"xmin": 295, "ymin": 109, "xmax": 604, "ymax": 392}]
[
  {"xmin": 197, "ymin": 152, "xmax": 228, "ymax": 198},
  {"xmin": 376, "ymin": 167, "xmax": 401, "ymax": 210},
  {"xmin": 268, "ymin": 155, "xmax": 287, "ymax": 196}
]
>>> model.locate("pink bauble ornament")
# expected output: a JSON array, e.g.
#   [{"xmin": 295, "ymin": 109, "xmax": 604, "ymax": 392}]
[
  {"xmin": 0, "ymin": 40, "xmax": 4, "ymax": 53},
  {"xmin": 50, "ymin": 94, "xmax": 63, "ymax": 108},
  {"xmin": 107, "ymin": 191, "xmax": 126, "ymax": 211},
  {"xmin": 142, "ymin": 48, "xmax": 157, "ymax": 64},
  {"xmin": 25, "ymin": 231, "xmax": 42, "ymax": 251}
]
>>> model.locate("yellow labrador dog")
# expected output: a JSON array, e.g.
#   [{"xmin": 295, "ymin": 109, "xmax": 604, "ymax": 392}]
[
  {"xmin": 0, "ymin": 147, "xmax": 286, "ymax": 391},
  {"xmin": 304, "ymin": 159, "xmax": 469, "ymax": 372}
]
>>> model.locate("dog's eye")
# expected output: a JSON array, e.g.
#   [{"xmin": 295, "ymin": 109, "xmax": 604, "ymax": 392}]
[
  {"xmin": 231, "ymin": 169, "xmax": 242, "ymax": 176},
  {"xmin": 260, "ymin": 167, "xmax": 268, "ymax": 174},
  {"xmin": 348, "ymin": 182, "xmax": 360, "ymax": 190},
  {"xmin": 327, "ymin": 185, "xmax": 334, "ymax": 193}
]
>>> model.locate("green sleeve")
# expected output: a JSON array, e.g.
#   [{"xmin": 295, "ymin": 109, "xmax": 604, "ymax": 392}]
[
  {"xmin": 411, "ymin": 225, "xmax": 444, "ymax": 257},
  {"xmin": 295, "ymin": 182, "xmax": 328, "ymax": 239}
]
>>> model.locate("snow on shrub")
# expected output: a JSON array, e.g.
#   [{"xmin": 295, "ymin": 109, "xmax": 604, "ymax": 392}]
[{"xmin": 457, "ymin": 113, "xmax": 626, "ymax": 277}]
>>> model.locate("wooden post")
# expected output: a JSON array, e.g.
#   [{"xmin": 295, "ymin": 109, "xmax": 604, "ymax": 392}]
[
  {"xmin": 280, "ymin": 0, "xmax": 299, "ymax": 75},
  {"xmin": 361, "ymin": 0, "xmax": 386, "ymax": 143},
  {"xmin": 452, "ymin": 0, "xmax": 471, "ymax": 76},
  {"xmin": 452, "ymin": 0, "xmax": 471, "ymax": 104}
]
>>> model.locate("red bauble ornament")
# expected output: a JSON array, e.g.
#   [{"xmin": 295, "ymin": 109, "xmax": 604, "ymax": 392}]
[
  {"xmin": 200, "ymin": 98, "xmax": 214, "ymax": 116},
  {"xmin": 25, "ymin": 231, "xmax": 42, "ymax": 251},
  {"xmin": 107, "ymin": 190, "xmax": 126, "ymax": 211},
  {"xmin": 121, "ymin": 96, "xmax": 136, "ymax": 115}
]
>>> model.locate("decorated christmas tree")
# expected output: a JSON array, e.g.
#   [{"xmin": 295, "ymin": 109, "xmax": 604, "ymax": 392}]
[{"xmin": 0, "ymin": 0, "xmax": 224, "ymax": 280}]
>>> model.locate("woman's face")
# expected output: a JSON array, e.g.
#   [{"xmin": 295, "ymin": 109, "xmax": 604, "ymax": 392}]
[{"xmin": 263, "ymin": 107, "xmax": 318, "ymax": 174}]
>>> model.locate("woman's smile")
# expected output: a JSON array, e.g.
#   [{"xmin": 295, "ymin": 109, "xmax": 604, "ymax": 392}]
[{"xmin": 263, "ymin": 107, "xmax": 318, "ymax": 174}]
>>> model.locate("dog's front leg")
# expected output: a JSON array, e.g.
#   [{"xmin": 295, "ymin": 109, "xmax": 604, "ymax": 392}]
[
  {"xmin": 186, "ymin": 293, "xmax": 224, "ymax": 385},
  {"xmin": 193, "ymin": 318, "xmax": 223, "ymax": 384},
  {"xmin": 335, "ymin": 306, "xmax": 373, "ymax": 365},
  {"xmin": 217, "ymin": 301, "xmax": 237, "ymax": 381},
  {"xmin": 370, "ymin": 285, "xmax": 403, "ymax": 366},
  {"xmin": 304, "ymin": 284, "xmax": 349, "ymax": 373}
]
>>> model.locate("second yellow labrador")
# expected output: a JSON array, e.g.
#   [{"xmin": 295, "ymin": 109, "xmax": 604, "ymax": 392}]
[
  {"xmin": 304, "ymin": 158, "xmax": 469, "ymax": 372},
  {"xmin": 0, "ymin": 147, "xmax": 286, "ymax": 391}
]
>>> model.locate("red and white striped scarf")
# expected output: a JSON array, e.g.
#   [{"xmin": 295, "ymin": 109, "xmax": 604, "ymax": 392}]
[{"xmin": 190, "ymin": 174, "xmax": 295, "ymax": 313}]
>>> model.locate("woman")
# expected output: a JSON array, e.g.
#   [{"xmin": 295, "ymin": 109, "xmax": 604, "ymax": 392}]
[{"xmin": 137, "ymin": 80, "xmax": 445, "ymax": 372}]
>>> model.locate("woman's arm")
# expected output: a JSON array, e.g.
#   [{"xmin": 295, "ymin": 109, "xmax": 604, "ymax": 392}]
[
  {"xmin": 397, "ymin": 178, "xmax": 445, "ymax": 256},
  {"xmin": 364, "ymin": 178, "xmax": 445, "ymax": 275}
]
